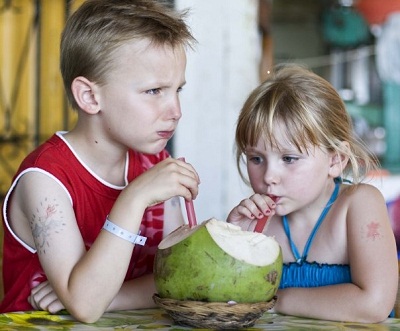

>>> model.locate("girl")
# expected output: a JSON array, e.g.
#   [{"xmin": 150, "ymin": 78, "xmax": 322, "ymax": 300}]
[{"xmin": 227, "ymin": 64, "xmax": 398, "ymax": 323}]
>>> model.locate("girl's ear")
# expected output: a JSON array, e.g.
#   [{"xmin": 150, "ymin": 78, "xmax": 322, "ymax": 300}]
[
  {"xmin": 71, "ymin": 76, "xmax": 100, "ymax": 114},
  {"xmin": 328, "ymin": 141, "xmax": 350, "ymax": 178}
]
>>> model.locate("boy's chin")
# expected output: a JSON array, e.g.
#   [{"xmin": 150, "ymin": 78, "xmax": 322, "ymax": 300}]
[{"xmin": 142, "ymin": 142, "xmax": 169, "ymax": 155}]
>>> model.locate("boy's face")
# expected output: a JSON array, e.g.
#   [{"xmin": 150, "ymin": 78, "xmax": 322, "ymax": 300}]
[{"xmin": 95, "ymin": 39, "xmax": 187, "ymax": 155}]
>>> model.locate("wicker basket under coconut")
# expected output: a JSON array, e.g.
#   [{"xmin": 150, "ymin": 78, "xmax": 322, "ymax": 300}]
[
  {"xmin": 153, "ymin": 294, "xmax": 276, "ymax": 329},
  {"xmin": 153, "ymin": 218, "xmax": 282, "ymax": 329}
]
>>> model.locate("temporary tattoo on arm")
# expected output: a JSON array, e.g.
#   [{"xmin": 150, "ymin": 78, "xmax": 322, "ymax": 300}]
[
  {"xmin": 30, "ymin": 198, "xmax": 66, "ymax": 254},
  {"xmin": 365, "ymin": 221, "xmax": 381, "ymax": 241}
]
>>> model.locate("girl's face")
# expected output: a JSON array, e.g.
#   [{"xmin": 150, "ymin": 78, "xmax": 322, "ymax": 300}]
[
  {"xmin": 95, "ymin": 39, "xmax": 187, "ymax": 155},
  {"xmin": 245, "ymin": 126, "xmax": 336, "ymax": 217}
]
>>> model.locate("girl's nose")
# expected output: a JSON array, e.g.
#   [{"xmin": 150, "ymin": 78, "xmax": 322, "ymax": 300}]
[{"xmin": 264, "ymin": 167, "xmax": 280, "ymax": 185}]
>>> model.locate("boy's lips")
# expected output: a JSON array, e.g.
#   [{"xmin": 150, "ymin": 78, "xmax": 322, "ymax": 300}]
[{"xmin": 158, "ymin": 130, "xmax": 174, "ymax": 139}]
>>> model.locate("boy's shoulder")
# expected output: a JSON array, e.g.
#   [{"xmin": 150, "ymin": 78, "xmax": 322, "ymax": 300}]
[{"xmin": 21, "ymin": 133, "xmax": 70, "ymax": 167}]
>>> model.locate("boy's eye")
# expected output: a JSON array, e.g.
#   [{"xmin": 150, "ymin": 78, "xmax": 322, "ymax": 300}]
[
  {"xmin": 177, "ymin": 86, "xmax": 183, "ymax": 93},
  {"xmin": 146, "ymin": 88, "xmax": 161, "ymax": 95}
]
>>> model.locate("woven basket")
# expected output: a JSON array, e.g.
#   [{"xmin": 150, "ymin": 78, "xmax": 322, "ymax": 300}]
[{"xmin": 153, "ymin": 294, "xmax": 276, "ymax": 329}]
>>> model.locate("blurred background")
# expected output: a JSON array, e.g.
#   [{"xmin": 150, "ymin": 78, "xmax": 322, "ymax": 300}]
[
  {"xmin": 1, "ymin": 0, "xmax": 400, "ymax": 296},
  {"xmin": 174, "ymin": 0, "xmax": 400, "ymax": 224}
]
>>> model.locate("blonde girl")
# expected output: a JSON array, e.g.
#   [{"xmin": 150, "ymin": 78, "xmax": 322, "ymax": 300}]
[{"xmin": 228, "ymin": 64, "xmax": 398, "ymax": 323}]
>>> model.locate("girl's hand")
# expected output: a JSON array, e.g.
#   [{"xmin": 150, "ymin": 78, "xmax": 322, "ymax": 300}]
[
  {"xmin": 227, "ymin": 194, "xmax": 275, "ymax": 231},
  {"xmin": 28, "ymin": 281, "xmax": 65, "ymax": 314}
]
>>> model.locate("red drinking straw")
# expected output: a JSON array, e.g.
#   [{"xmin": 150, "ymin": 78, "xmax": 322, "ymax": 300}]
[
  {"xmin": 254, "ymin": 215, "xmax": 270, "ymax": 233},
  {"xmin": 185, "ymin": 200, "xmax": 197, "ymax": 228},
  {"xmin": 178, "ymin": 157, "xmax": 197, "ymax": 228}
]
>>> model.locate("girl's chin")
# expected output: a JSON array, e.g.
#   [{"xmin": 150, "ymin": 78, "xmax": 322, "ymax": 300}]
[{"xmin": 274, "ymin": 206, "xmax": 289, "ymax": 217}]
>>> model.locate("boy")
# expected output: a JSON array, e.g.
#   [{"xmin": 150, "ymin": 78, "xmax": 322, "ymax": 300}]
[{"xmin": 0, "ymin": 0, "xmax": 199, "ymax": 323}]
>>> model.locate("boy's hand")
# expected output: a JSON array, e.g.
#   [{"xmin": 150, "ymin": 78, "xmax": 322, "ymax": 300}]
[
  {"xmin": 227, "ymin": 194, "xmax": 275, "ymax": 231},
  {"xmin": 126, "ymin": 157, "xmax": 200, "ymax": 208},
  {"xmin": 29, "ymin": 281, "xmax": 65, "ymax": 314}
]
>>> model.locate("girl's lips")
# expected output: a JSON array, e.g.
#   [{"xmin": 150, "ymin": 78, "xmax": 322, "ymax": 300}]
[{"xmin": 268, "ymin": 195, "xmax": 279, "ymax": 203}]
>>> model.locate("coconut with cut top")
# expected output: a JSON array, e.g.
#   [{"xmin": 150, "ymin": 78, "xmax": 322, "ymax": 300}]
[{"xmin": 154, "ymin": 218, "xmax": 282, "ymax": 303}]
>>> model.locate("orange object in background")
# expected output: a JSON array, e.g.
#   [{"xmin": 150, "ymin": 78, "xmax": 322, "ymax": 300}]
[{"xmin": 356, "ymin": 0, "xmax": 400, "ymax": 25}]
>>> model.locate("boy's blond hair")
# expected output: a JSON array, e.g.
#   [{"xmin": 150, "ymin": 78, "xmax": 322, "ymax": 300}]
[{"xmin": 60, "ymin": 0, "xmax": 195, "ymax": 110}]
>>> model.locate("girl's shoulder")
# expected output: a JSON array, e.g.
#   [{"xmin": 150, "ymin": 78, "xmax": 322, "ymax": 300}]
[
  {"xmin": 341, "ymin": 181, "xmax": 385, "ymax": 202},
  {"xmin": 339, "ymin": 182, "xmax": 388, "ymax": 225}
]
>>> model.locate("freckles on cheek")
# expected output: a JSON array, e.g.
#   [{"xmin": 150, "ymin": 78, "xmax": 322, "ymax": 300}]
[
  {"xmin": 248, "ymin": 170, "xmax": 261, "ymax": 187},
  {"xmin": 289, "ymin": 183, "xmax": 308, "ymax": 199},
  {"xmin": 249, "ymin": 178, "xmax": 262, "ymax": 192},
  {"xmin": 249, "ymin": 168, "xmax": 265, "ymax": 183}
]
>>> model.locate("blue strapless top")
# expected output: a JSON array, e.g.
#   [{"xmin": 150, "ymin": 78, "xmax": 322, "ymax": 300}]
[{"xmin": 280, "ymin": 261, "xmax": 351, "ymax": 288}]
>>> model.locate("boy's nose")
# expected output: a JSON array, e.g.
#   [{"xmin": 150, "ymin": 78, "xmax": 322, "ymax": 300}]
[{"xmin": 169, "ymin": 97, "xmax": 182, "ymax": 121}]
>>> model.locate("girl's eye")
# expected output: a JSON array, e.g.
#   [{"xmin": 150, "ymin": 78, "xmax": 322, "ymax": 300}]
[
  {"xmin": 177, "ymin": 86, "xmax": 183, "ymax": 93},
  {"xmin": 146, "ymin": 88, "xmax": 161, "ymax": 95},
  {"xmin": 248, "ymin": 156, "xmax": 262, "ymax": 165},
  {"xmin": 282, "ymin": 156, "xmax": 298, "ymax": 164}
]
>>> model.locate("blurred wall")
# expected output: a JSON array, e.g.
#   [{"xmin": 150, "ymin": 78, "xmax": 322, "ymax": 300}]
[{"xmin": 174, "ymin": 0, "xmax": 260, "ymax": 223}]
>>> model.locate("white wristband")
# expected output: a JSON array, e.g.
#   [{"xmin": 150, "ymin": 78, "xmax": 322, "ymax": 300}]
[{"xmin": 103, "ymin": 217, "xmax": 147, "ymax": 246}]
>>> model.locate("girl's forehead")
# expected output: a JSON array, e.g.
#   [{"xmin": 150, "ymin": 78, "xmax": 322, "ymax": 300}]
[
  {"xmin": 261, "ymin": 124, "xmax": 293, "ymax": 148},
  {"xmin": 247, "ymin": 132, "xmax": 320, "ymax": 155},
  {"xmin": 247, "ymin": 134, "xmax": 293, "ymax": 152}
]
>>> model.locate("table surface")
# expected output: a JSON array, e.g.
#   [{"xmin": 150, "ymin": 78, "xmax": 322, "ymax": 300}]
[{"xmin": 0, "ymin": 308, "xmax": 399, "ymax": 330}]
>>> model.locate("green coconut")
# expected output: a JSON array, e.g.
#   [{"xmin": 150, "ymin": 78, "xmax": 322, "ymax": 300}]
[{"xmin": 154, "ymin": 218, "xmax": 282, "ymax": 303}]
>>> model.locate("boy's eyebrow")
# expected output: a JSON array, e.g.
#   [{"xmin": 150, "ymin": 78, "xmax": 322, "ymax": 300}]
[
  {"xmin": 142, "ymin": 80, "xmax": 186, "ymax": 90},
  {"xmin": 153, "ymin": 79, "xmax": 186, "ymax": 87}
]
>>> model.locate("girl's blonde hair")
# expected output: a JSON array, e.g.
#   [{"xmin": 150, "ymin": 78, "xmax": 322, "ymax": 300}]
[{"xmin": 235, "ymin": 64, "xmax": 379, "ymax": 184}]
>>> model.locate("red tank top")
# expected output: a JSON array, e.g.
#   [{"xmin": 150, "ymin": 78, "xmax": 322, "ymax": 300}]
[{"xmin": 0, "ymin": 132, "xmax": 168, "ymax": 312}]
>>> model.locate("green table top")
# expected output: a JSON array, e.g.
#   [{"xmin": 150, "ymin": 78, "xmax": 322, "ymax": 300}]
[{"xmin": 0, "ymin": 309, "xmax": 399, "ymax": 330}]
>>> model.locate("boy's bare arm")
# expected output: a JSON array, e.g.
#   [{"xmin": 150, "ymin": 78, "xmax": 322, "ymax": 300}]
[{"xmin": 13, "ymin": 171, "xmax": 138, "ymax": 322}]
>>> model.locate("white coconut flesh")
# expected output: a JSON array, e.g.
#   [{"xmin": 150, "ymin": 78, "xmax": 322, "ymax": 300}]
[
  {"xmin": 207, "ymin": 218, "xmax": 279, "ymax": 266},
  {"xmin": 158, "ymin": 218, "xmax": 280, "ymax": 266}
]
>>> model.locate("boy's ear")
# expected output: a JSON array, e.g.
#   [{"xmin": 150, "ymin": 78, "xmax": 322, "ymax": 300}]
[
  {"xmin": 71, "ymin": 76, "xmax": 100, "ymax": 114},
  {"xmin": 328, "ymin": 141, "xmax": 350, "ymax": 178}
]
